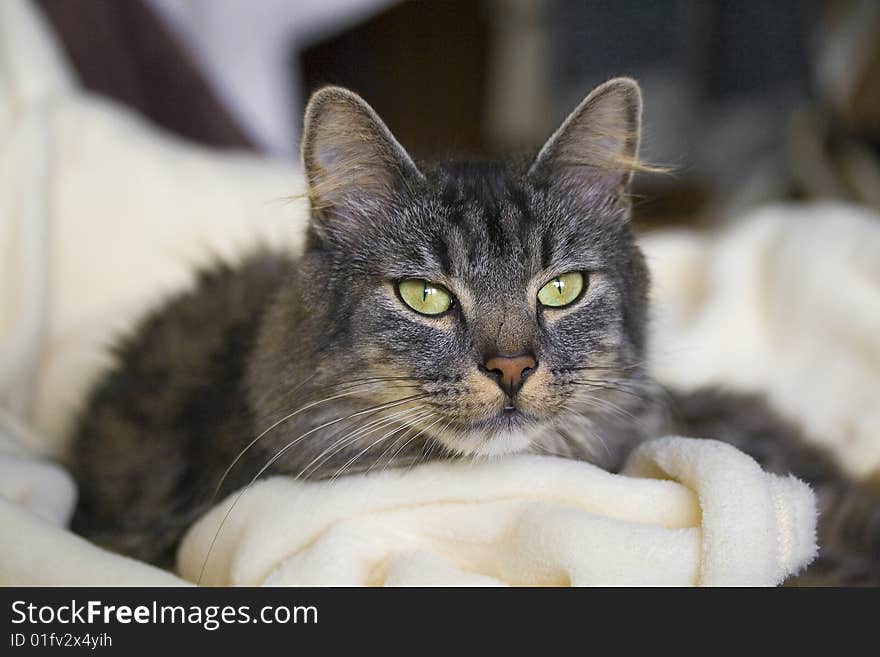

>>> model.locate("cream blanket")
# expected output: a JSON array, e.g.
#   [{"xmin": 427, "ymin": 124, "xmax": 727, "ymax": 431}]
[
  {"xmin": 180, "ymin": 438, "xmax": 816, "ymax": 587},
  {"xmin": 643, "ymin": 202, "xmax": 880, "ymax": 479},
  {"xmin": 1, "ymin": 0, "xmax": 877, "ymax": 587},
  {"xmin": 0, "ymin": 430, "xmax": 817, "ymax": 586}
]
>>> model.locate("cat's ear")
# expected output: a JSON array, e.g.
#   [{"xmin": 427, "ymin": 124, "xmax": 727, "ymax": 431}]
[
  {"xmin": 301, "ymin": 86, "xmax": 422, "ymax": 221},
  {"xmin": 528, "ymin": 77, "xmax": 643, "ymax": 193}
]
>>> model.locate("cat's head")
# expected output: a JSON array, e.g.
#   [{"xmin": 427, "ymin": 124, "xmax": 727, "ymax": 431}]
[{"xmin": 288, "ymin": 78, "xmax": 652, "ymax": 459}]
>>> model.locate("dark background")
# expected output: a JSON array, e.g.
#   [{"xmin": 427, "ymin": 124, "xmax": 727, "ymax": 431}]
[{"xmin": 37, "ymin": 0, "xmax": 880, "ymax": 229}]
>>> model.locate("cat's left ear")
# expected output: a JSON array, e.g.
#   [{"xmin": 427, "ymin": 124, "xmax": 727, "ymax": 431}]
[
  {"xmin": 528, "ymin": 77, "xmax": 642, "ymax": 194},
  {"xmin": 301, "ymin": 86, "xmax": 422, "ymax": 223}
]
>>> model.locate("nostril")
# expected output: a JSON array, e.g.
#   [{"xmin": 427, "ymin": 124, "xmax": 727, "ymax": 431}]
[
  {"xmin": 479, "ymin": 363, "xmax": 502, "ymax": 380},
  {"xmin": 481, "ymin": 354, "xmax": 538, "ymax": 396},
  {"xmin": 516, "ymin": 356, "xmax": 538, "ymax": 383}
]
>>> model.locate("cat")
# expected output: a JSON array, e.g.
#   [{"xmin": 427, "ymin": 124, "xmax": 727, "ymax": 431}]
[{"xmin": 70, "ymin": 78, "xmax": 880, "ymax": 584}]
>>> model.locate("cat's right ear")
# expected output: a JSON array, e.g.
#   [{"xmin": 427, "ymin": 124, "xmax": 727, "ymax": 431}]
[
  {"xmin": 301, "ymin": 87, "xmax": 422, "ymax": 229},
  {"xmin": 527, "ymin": 77, "xmax": 644, "ymax": 195}
]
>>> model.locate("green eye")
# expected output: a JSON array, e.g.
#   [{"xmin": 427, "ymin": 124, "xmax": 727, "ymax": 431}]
[
  {"xmin": 537, "ymin": 272, "xmax": 585, "ymax": 308},
  {"xmin": 397, "ymin": 279, "xmax": 453, "ymax": 316}
]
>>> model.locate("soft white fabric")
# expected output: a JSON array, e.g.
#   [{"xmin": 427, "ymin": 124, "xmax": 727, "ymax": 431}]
[
  {"xmin": 0, "ymin": 0, "xmax": 306, "ymax": 459},
  {"xmin": 0, "ymin": 499, "xmax": 187, "ymax": 586},
  {"xmin": 178, "ymin": 437, "xmax": 816, "ymax": 587},
  {"xmin": 0, "ymin": 436, "xmax": 816, "ymax": 587},
  {"xmin": 0, "ymin": 415, "xmax": 75, "ymax": 527},
  {"xmin": 643, "ymin": 202, "xmax": 880, "ymax": 479}
]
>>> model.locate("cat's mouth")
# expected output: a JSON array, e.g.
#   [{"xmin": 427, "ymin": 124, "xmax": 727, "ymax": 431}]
[
  {"xmin": 472, "ymin": 404, "xmax": 536, "ymax": 425},
  {"xmin": 428, "ymin": 405, "xmax": 542, "ymax": 456}
]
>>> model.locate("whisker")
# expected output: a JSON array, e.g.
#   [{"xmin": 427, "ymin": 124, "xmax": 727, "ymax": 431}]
[
  {"xmin": 556, "ymin": 408, "xmax": 612, "ymax": 459},
  {"xmin": 373, "ymin": 414, "xmax": 452, "ymax": 475},
  {"xmin": 372, "ymin": 421, "xmax": 422, "ymax": 473},
  {"xmin": 196, "ymin": 392, "xmax": 429, "ymax": 584},
  {"xmin": 329, "ymin": 412, "xmax": 437, "ymax": 481},
  {"xmin": 382, "ymin": 414, "xmax": 446, "ymax": 473},
  {"xmin": 210, "ymin": 378, "xmax": 420, "ymax": 503},
  {"xmin": 564, "ymin": 360, "xmax": 650, "ymax": 374},
  {"xmin": 400, "ymin": 416, "xmax": 446, "ymax": 474},
  {"xmin": 248, "ymin": 373, "xmax": 419, "ymax": 411},
  {"xmin": 585, "ymin": 425, "xmax": 613, "ymax": 458},
  {"xmin": 530, "ymin": 442, "xmax": 570, "ymax": 459},
  {"xmin": 568, "ymin": 392, "xmax": 640, "ymax": 423},
  {"xmin": 419, "ymin": 426, "xmax": 444, "ymax": 465},
  {"xmin": 297, "ymin": 406, "xmax": 432, "ymax": 480},
  {"xmin": 569, "ymin": 380, "xmax": 647, "ymax": 400}
]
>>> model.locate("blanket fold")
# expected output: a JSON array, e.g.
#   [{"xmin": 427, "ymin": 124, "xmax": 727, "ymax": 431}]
[{"xmin": 178, "ymin": 437, "xmax": 817, "ymax": 587}]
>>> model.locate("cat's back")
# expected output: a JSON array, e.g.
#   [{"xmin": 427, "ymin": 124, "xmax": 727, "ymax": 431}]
[{"xmin": 70, "ymin": 250, "xmax": 294, "ymax": 566}]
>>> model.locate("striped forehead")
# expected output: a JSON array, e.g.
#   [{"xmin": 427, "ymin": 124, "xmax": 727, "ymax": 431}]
[{"xmin": 430, "ymin": 165, "xmax": 545, "ymax": 282}]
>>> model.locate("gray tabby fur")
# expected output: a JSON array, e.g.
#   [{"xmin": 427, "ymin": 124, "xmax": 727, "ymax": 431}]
[{"xmin": 71, "ymin": 80, "xmax": 879, "ymax": 584}]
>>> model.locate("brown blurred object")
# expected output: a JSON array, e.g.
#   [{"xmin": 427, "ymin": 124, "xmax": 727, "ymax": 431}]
[
  {"xmin": 816, "ymin": 0, "xmax": 880, "ymax": 141},
  {"xmin": 788, "ymin": 107, "xmax": 880, "ymax": 211},
  {"xmin": 786, "ymin": 0, "xmax": 880, "ymax": 212},
  {"xmin": 300, "ymin": 0, "xmax": 491, "ymax": 162},
  {"xmin": 35, "ymin": 0, "xmax": 255, "ymax": 150},
  {"xmin": 629, "ymin": 180, "xmax": 714, "ymax": 231}
]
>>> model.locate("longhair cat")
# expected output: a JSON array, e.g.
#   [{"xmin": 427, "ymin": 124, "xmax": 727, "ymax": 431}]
[{"xmin": 71, "ymin": 79, "xmax": 880, "ymax": 584}]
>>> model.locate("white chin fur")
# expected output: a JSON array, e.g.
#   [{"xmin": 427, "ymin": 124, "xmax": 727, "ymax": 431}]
[{"xmin": 437, "ymin": 427, "xmax": 533, "ymax": 457}]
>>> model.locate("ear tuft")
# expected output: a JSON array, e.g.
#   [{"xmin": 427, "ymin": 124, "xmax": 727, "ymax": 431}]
[
  {"xmin": 301, "ymin": 87, "xmax": 421, "ymax": 215},
  {"xmin": 528, "ymin": 77, "xmax": 646, "ymax": 191}
]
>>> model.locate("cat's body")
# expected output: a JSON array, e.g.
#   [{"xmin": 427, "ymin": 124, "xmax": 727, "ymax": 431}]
[{"xmin": 70, "ymin": 81, "xmax": 879, "ymax": 583}]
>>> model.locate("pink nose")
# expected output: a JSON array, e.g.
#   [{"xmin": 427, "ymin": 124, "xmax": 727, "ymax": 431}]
[{"xmin": 482, "ymin": 354, "xmax": 537, "ymax": 397}]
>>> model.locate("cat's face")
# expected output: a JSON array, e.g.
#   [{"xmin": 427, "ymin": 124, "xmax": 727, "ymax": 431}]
[{"xmin": 295, "ymin": 80, "xmax": 651, "ymax": 458}]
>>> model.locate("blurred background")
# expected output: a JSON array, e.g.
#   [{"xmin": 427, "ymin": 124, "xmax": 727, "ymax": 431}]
[{"xmin": 33, "ymin": 0, "xmax": 880, "ymax": 230}]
